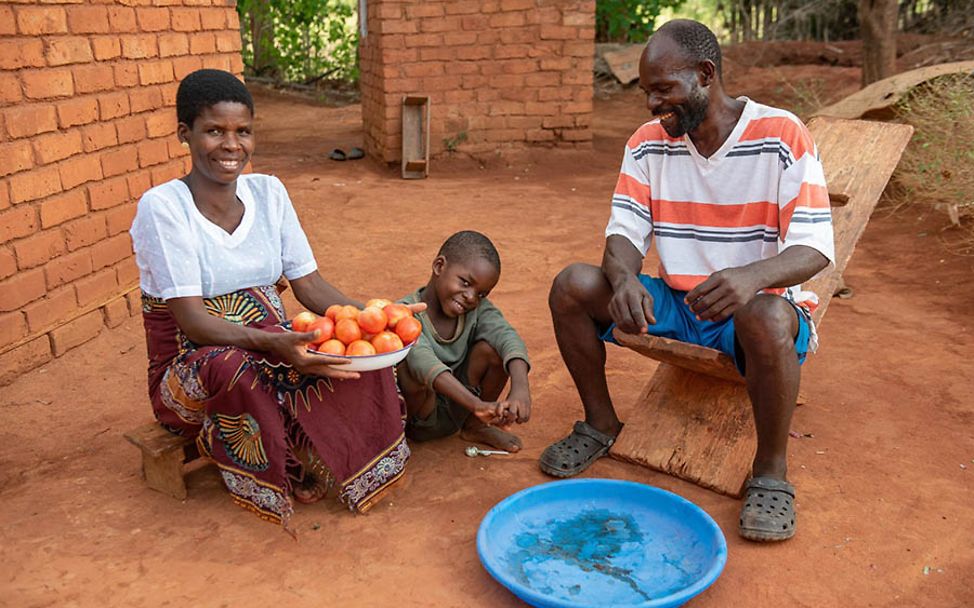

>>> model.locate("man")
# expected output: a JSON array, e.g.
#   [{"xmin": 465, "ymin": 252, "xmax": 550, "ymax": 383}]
[{"xmin": 539, "ymin": 19, "xmax": 834, "ymax": 542}]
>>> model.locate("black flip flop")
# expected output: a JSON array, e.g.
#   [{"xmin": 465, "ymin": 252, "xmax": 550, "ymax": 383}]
[
  {"xmin": 329, "ymin": 148, "xmax": 346, "ymax": 161},
  {"xmin": 539, "ymin": 420, "xmax": 618, "ymax": 478},
  {"xmin": 738, "ymin": 476, "xmax": 797, "ymax": 542},
  {"xmin": 346, "ymin": 147, "xmax": 365, "ymax": 160}
]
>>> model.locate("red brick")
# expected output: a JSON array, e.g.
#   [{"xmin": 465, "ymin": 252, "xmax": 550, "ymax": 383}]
[
  {"xmin": 0, "ymin": 311, "xmax": 27, "ymax": 349},
  {"xmin": 540, "ymin": 57, "xmax": 573, "ymax": 71},
  {"xmin": 150, "ymin": 160, "xmax": 183, "ymax": 186},
  {"xmin": 500, "ymin": 0, "xmax": 535, "ymax": 9},
  {"xmin": 125, "ymin": 289, "xmax": 141, "ymax": 316},
  {"xmin": 113, "ymin": 63, "xmax": 140, "ymax": 88},
  {"xmin": 407, "ymin": 4, "xmax": 444, "ymax": 18},
  {"xmin": 171, "ymin": 8, "xmax": 201, "ymax": 32},
  {"xmin": 0, "ymin": 267, "xmax": 46, "ymax": 312},
  {"xmin": 561, "ymin": 128, "xmax": 593, "ymax": 142},
  {"xmin": 120, "ymin": 34, "xmax": 157, "ymax": 60},
  {"xmin": 98, "ymin": 92, "xmax": 130, "ymax": 120},
  {"xmin": 456, "ymin": 46, "xmax": 492, "ymax": 61},
  {"xmin": 172, "ymin": 55, "xmax": 203, "ymax": 80},
  {"xmin": 13, "ymin": 228, "xmax": 66, "ymax": 270},
  {"xmin": 107, "ymin": 6, "xmax": 137, "ymax": 33},
  {"xmin": 160, "ymin": 83, "xmax": 179, "ymax": 106},
  {"xmin": 128, "ymin": 87, "xmax": 164, "ymax": 114},
  {"xmin": 461, "ymin": 14, "xmax": 489, "ymax": 30},
  {"xmin": 0, "ymin": 39, "xmax": 45, "ymax": 70},
  {"xmin": 22, "ymin": 286, "xmax": 76, "ymax": 333},
  {"xmin": 139, "ymin": 61, "xmax": 174, "ymax": 86},
  {"xmin": 45, "ymin": 37, "xmax": 94, "ymax": 66},
  {"xmin": 0, "ymin": 336, "xmax": 53, "ymax": 385},
  {"xmin": 563, "ymin": 41, "xmax": 591, "ymax": 57},
  {"xmin": 0, "ymin": 6, "xmax": 15, "ymax": 36},
  {"xmin": 32, "ymin": 130, "xmax": 83, "ymax": 165},
  {"xmin": 100, "ymin": 145, "xmax": 138, "ymax": 178},
  {"xmin": 44, "ymin": 248, "xmax": 92, "ymax": 289},
  {"xmin": 10, "ymin": 166, "xmax": 62, "ymax": 205},
  {"xmin": 16, "ymin": 6, "xmax": 68, "ymax": 36},
  {"xmin": 81, "ymin": 122, "xmax": 118, "ymax": 152},
  {"xmin": 226, "ymin": 8, "xmax": 240, "ymax": 31},
  {"xmin": 91, "ymin": 37, "xmax": 122, "ymax": 61},
  {"xmin": 21, "ymin": 68, "xmax": 74, "ymax": 100},
  {"xmin": 0, "ymin": 247, "xmax": 16, "ymax": 281},
  {"xmin": 87, "ymin": 176, "xmax": 130, "ymax": 210},
  {"xmin": 103, "ymin": 296, "xmax": 129, "ymax": 328},
  {"xmin": 0, "ymin": 141, "xmax": 33, "ymax": 178},
  {"xmin": 158, "ymin": 33, "xmax": 189, "ymax": 57},
  {"xmin": 189, "ymin": 33, "xmax": 216, "ymax": 55},
  {"xmin": 199, "ymin": 7, "xmax": 226, "ymax": 30},
  {"xmin": 74, "ymin": 267, "xmax": 118, "ymax": 307},
  {"xmin": 90, "ymin": 233, "xmax": 132, "ymax": 271},
  {"xmin": 63, "ymin": 215, "xmax": 106, "ymax": 252},
  {"xmin": 402, "ymin": 62, "xmax": 444, "ymax": 78},
  {"xmin": 39, "ymin": 189, "xmax": 88, "ymax": 228},
  {"xmin": 496, "ymin": 44, "xmax": 531, "ymax": 59},
  {"xmin": 422, "ymin": 16, "xmax": 461, "ymax": 33},
  {"xmin": 136, "ymin": 7, "xmax": 170, "ymax": 32},
  {"xmin": 538, "ymin": 86, "xmax": 573, "ymax": 102},
  {"xmin": 145, "ymin": 110, "xmax": 175, "ymax": 138},
  {"xmin": 526, "ymin": 72, "xmax": 562, "ymax": 87},
  {"xmin": 502, "ymin": 28, "xmax": 541, "ymax": 44},
  {"xmin": 58, "ymin": 153, "xmax": 103, "ymax": 191},
  {"xmin": 0, "ymin": 73, "xmax": 23, "ymax": 105},
  {"xmin": 106, "ymin": 201, "xmax": 137, "ymax": 236},
  {"xmin": 114, "ymin": 116, "xmax": 145, "ymax": 144},
  {"xmin": 216, "ymin": 32, "xmax": 242, "ymax": 53},
  {"xmin": 114, "ymin": 256, "xmax": 138, "ymax": 286},
  {"xmin": 67, "ymin": 5, "xmax": 110, "ymax": 34},
  {"xmin": 72, "ymin": 64, "xmax": 115, "ymax": 94},
  {"xmin": 445, "ymin": 0, "xmax": 481, "ymax": 14},
  {"xmin": 57, "ymin": 98, "xmax": 100, "ymax": 128},
  {"xmin": 138, "ymin": 139, "xmax": 169, "ymax": 168},
  {"xmin": 489, "ymin": 12, "xmax": 526, "ymax": 27},
  {"xmin": 50, "ymin": 309, "xmax": 103, "ymax": 357}
]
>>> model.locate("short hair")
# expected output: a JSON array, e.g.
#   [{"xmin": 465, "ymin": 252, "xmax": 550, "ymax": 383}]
[
  {"xmin": 176, "ymin": 69, "xmax": 254, "ymax": 128},
  {"xmin": 437, "ymin": 230, "xmax": 501, "ymax": 273},
  {"xmin": 656, "ymin": 19, "xmax": 723, "ymax": 78}
]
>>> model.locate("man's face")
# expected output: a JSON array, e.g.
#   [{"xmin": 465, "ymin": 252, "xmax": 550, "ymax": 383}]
[{"xmin": 638, "ymin": 41, "xmax": 710, "ymax": 138}]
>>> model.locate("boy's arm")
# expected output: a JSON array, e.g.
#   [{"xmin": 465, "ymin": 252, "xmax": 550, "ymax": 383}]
[{"xmin": 473, "ymin": 301, "xmax": 532, "ymax": 424}]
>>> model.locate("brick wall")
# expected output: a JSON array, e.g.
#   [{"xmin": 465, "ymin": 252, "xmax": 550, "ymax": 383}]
[
  {"xmin": 360, "ymin": 0, "xmax": 595, "ymax": 162},
  {"xmin": 0, "ymin": 0, "xmax": 243, "ymax": 385}
]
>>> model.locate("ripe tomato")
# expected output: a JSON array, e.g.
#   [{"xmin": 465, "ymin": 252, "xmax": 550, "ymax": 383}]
[
  {"xmin": 395, "ymin": 316, "xmax": 422, "ymax": 344},
  {"xmin": 335, "ymin": 305, "xmax": 360, "ymax": 323},
  {"xmin": 346, "ymin": 340, "xmax": 376, "ymax": 356},
  {"xmin": 358, "ymin": 306, "xmax": 388, "ymax": 334},
  {"xmin": 334, "ymin": 318, "xmax": 363, "ymax": 345},
  {"xmin": 315, "ymin": 339, "xmax": 346, "ymax": 356},
  {"xmin": 371, "ymin": 331, "xmax": 404, "ymax": 354},
  {"xmin": 325, "ymin": 304, "xmax": 343, "ymax": 321},
  {"xmin": 365, "ymin": 298, "xmax": 393, "ymax": 310},
  {"xmin": 307, "ymin": 316, "xmax": 335, "ymax": 344},
  {"xmin": 291, "ymin": 311, "xmax": 317, "ymax": 333},
  {"xmin": 383, "ymin": 303, "xmax": 412, "ymax": 328}
]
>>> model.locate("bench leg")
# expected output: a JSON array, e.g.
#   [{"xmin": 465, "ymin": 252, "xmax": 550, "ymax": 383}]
[
  {"xmin": 609, "ymin": 362, "xmax": 757, "ymax": 497},
  {"xmin": 142, "ymin": 449, "xmax": 188, "ymax": 500}
]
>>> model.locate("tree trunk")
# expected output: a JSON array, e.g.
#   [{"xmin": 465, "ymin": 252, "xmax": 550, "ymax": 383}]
[
  {"xmin": 859, "ymin": 0, "xmax": 897, "ymax": 86},
  {"xmin": 250, "ymin": 0, "xmax": 277, "ymax": 77}
]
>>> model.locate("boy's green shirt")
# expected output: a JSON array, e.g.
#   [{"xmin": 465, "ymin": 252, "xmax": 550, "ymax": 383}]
[{"xmin": 399, "ymin": 287, "xmax": 530, "ymax": 389}]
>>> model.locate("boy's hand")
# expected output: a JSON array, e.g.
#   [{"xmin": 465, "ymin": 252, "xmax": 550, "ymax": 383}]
[
  {"xmin": 472, "ymin": 400, "xmax": 508, "ymax": 426},
  {"xmin": 504, "ymin": 386, "xmax": 532, "ymax": 424}
]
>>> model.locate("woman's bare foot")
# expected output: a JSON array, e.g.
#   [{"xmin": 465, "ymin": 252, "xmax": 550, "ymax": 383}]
[
  {"xmin": 461, "ymin": 417, "xmax": 523, "ymax": 452},
  {"xmin": 293, "ymin": 475, "xmax": 329, "ymax": 504}
]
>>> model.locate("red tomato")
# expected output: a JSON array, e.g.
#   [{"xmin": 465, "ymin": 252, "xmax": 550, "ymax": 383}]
[
  {"xmin": 335, "ymin": 318, "xmax": 363, "ymax": 345},
  {"xmin": 383, "ymin": 303, "xmax": 412, "ymax": 329},
  {"xmin": 291, "ymin": 311, "xmax": 317, "ymax": 333},
  {"xmin": 365, "ymin": 298, "xmax": 393, "ymax": 310},
  {"xmin": 346, "ymin": 340, "xmax": 376, "ymax": 356},
  {"xmin": 395, "ymin": 316, "xmax": 422, "ymax": 345},
  {"xmin": 308, "ymin": 316, "xmax": 335, "ymax": 344},
  {"xmin": 371, "ymin": 331, "xmax": 404, "ymax": 354},
  {"xmin": 358, "ymin": 306, "xmax": 388, "ymax": 335},
  {"xmin": 325, "ymin": 304, "xmax": 343, "ymax": 321},
  {"xmin": 316, "ymin": 339, "xmax": 346, "ymax": 355},
  {"xmin": 335, "ymin": 305, "xmax": 360, "ymax": 323}
]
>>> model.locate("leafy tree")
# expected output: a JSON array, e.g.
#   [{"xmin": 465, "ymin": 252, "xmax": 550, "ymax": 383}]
[{"xmin": 597, "ymin": 0, "xmax": 688, "ymax": 42}]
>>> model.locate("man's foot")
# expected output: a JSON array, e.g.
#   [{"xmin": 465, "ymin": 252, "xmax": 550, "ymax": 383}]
[
  {"xmin": 293, "ymin": 475, "xmax": 329, "ymax": 504},
  {"xmin": 461, "ymin": 417, "xmax": 522, "ymax": 452},
  {"xmin": 738, "ymin": 476, "xmax": 796, "ymax": 542},
  {"xmin": 539, "ymin": 420, "xmax": 619, "ymax": 478}
]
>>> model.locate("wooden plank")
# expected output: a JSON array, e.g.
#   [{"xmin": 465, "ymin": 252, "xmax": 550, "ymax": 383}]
[
  {"xmin": 609, "ymin": 363, "xmax": 755, "ymax": 497},
  {"xmin": 124, "ymin": 422, "xmax": 191, "ymax": 459},
  {"xmin": 602, "ymin": 44, "xmax": 643, "ymax": 84},
  {"xmin": 401, "ymin": 95, "xmax": 430, "ymax": 179},
  {"xmin": 142, "ymin": 450, "xmax": 188, "ymax": 500},
  {"xmin": 612, "ymin": 329, "xmax": 743, "ymax": 384}
]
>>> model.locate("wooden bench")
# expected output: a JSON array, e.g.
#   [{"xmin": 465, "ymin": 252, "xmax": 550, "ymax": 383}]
[
  {"xmin": 124, "ymin": 422, "xmax": 206, "ymax": 500},
  {"xmin": 608, "ymin": 117, "xmax": 914, "ymax": 497}
]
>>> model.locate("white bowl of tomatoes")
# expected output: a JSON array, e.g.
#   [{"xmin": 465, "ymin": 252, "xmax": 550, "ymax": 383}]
[{"xmin": 289, "ymin": 298, "xmax": 423, "ymax": 372}]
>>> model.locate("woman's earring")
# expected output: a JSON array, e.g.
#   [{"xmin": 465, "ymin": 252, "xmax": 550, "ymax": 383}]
[{"xmin": 180, "ymin": 141, "xmax": 189, "ymax": 148}]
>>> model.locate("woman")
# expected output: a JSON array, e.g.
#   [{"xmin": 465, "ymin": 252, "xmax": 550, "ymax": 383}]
[{"xmin": 130, "ymin": 69, "xmax": 413, "ymax": 530}]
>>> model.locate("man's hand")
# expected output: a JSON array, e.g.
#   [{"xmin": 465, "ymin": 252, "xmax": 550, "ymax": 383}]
[
  {"xmin": 685, "ymin": 266, "xmax": 764, "ymax": 323},
  {"xmin": 268, "ymin": 330, "xmax": 360, "ymax": 380},
  {"xmin": 608, "ymin": 274, "xmax": 656, "ymax": 334}
]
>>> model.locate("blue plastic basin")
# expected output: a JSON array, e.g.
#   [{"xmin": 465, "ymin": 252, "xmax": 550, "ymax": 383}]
[{"xmin": 477, "ymin": 479, "xmax": 727, "ymax": 608}]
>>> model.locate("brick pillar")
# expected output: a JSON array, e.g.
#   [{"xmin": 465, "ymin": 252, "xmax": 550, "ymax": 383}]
[{"xmin": 359, "ymin": 0, "xmax": 595, "ymax": 163}]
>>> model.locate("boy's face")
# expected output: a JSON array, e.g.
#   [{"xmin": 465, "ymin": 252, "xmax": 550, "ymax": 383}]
[{"xmin": 431, "ymin": 255, "xmax": 499, "ymax": 318}]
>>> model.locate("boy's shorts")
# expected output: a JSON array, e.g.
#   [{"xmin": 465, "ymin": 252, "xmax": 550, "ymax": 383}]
[
  {"xmin": 599, "ymin": 275, "xmax": 812, "ymax": 376},
  {"xmin": 404, "ymin": 364, "xmax": 476, "ymax": 442}
]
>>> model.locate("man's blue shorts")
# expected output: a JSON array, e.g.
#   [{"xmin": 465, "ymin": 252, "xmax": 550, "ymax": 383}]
[{"xmin": 599, "ymin": 275, "xmax": 812, "ymax": 376}]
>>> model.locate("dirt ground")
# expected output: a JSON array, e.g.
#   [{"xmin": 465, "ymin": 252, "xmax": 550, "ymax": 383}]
[{"xmin": 2, "ymin": 58, "xmax": 973, "ymax": 608}]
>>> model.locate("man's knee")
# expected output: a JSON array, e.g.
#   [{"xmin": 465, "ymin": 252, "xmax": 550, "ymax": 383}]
[
  {"xmin": 549, "ymin": 263, "xmax": 604, "ymax": 312},
  {"xmin": 734, "ymin": 295, "xmax": 797, "ymax": 355}
]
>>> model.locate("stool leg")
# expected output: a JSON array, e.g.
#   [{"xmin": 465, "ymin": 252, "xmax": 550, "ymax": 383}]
[{"xmin": 142, "ymin": 449, "xmax": 187, "ymax": 500}]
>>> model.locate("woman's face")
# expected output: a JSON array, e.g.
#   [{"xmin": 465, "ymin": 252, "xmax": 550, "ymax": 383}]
[{"xmin": 178, "ymin": 101, "xmax": 254, "ymax": 185}]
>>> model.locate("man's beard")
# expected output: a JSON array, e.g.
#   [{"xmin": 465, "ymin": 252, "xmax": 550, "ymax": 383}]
[{"xmin": 662, "ymin": 87, "xmax": 709, "ymax": 138}]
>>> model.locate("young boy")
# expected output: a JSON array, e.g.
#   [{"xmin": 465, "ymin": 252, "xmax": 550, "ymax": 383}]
[{"xmin": 397, "ymin": 231, "xmax": 531, "ymax": 452}]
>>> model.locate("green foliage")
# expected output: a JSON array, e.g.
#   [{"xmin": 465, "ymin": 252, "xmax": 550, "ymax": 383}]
[
  {"xmin": 597, "ymin": 0, "xmax": 687, "ymax": 43},
  {"xmin": 237, "ymin": 0, "xmax": 358, "ymax": 84}
]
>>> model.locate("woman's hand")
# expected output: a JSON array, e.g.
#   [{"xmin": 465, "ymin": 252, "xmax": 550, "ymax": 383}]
[
  {"xmin": 405, "ymin": 302, "xmax": 427, "ymax": 315},
  {"xmin": 268, "ymin": 330, "xmax": 361, "ymax": 380}
]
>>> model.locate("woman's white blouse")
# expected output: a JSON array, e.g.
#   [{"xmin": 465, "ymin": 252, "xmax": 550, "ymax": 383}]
[{"xmin": 130, "ymin": 174, "xmax": 317, "ymax": 300}]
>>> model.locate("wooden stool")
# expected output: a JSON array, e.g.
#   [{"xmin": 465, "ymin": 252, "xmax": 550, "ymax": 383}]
[
  {"xmin": 124, "ymin": 422, "xmax": 203, "ymax": 500},
  {"xmin": 609, "ymin": 118, "xmax": 915, "ymax": 496}
]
